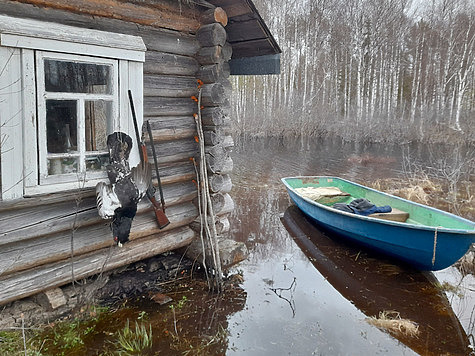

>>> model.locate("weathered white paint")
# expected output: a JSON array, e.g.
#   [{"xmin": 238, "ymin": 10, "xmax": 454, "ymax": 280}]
[
  {"xmin": 0, "ymin": 16, "xmax": 145, "ymax": 199},
  {"xmin": 0, "ymin": 47, "xmax": 24, "ymax": 200},
  {"xmin": 21, "ymin": 49, "xmax": 38, "ymax": 189},
  {"xmin": 0, "ymin": 14, "xmax": 146, "ymax": 61}
]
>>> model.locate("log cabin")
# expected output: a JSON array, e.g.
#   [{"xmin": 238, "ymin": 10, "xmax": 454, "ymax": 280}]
[{"xmin": 0, "ymin": 0, "xmax": 280, "ymax": 306}]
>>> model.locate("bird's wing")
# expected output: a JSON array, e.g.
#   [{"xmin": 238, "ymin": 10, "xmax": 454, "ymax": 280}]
[
  {"xmin": 96, "ymin": 181, "xmax": 121, "ymax": 219},
  {"xmin": 131, "ymin": 161, "xmax": 151, "ymax": 201}
]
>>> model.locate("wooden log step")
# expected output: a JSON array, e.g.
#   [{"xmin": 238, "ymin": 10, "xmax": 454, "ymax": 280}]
[
  {"xmin": 145, "ymin": 116, "xmax": 197, "ymax": 142},
  {"xmin": 208, "ymin": 173, "xmax": 232, "ymax": 193},
  {"xmin": 144, "ymin": 51, "xmax": 199, "ymax": 76},
  {"xmin": 0, "ymin": 202, "xmax": 198, "ymax": 277},
  {"xmin": 144, "ymin": 75, "xmax": 198, "ymax": 98},
  {"xmin": 201, "ymin": 7, "xmax": 228, "ymax": 27},
  {"xmin": 144, "ymin": 97, "xmax": 196, "ymax": 117},
  {"xmin": 196, "ymin": 23, "xmax": 227, "ymax": 47},
  {"xmin": 0, "ymin": 226, "xmax": 196, "ymax": 306}
]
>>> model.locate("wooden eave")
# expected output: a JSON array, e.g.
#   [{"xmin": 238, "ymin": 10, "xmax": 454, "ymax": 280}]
[{"xmin": 207, "ymin": 0, "xmax": 281, "ymax": 59}]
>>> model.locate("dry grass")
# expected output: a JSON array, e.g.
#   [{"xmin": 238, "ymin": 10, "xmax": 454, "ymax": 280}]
[
  {"xmin": 366, "ymin": 311, "xmax": 419, "ymax": 337},
  {"xmin": 371, "ymin": 176, "xmax": 442, "ymax": 205}
]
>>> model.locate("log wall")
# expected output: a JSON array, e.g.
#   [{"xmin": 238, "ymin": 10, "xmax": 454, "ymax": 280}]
[
  {"xmin": 184, "ymin": 13, "xmax": 238, "ymax": 265},
  {"xmin": 0, "ymin": 0, "xmax": 236, "ymax": 306}
]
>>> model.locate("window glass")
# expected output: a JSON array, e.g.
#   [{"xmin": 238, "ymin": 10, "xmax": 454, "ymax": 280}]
[
  {"xmin": 44, "ymin": 59, "xmax": 112, "ymax": 94},
  {"xmin": 46, "ymin": 100, "xmax": 77, "ymax": 154},
  {"xmin": 48, "ymin": 157, "xmax": 78, "ymax": 175},
  {"xmin": 85, "ymin": 100, "xmax": 113, "ymax": 152}
]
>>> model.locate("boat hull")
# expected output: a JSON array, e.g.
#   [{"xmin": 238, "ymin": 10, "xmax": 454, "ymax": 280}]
[{"xmin": 282, "ymin": 176, "xmax": 475, "ymax": 271}]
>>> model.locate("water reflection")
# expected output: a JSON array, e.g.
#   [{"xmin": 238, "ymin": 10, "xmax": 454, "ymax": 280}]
[
  {"xmin": 227, "ymin": 136, "xmax": 474, "ymax": 355},
  {"xmin": 282, "ymin": 205, "xmax": 471, "ymax": 356}
]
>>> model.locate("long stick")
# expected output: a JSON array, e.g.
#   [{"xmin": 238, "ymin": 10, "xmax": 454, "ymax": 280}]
[{"xmin": 194, "ymin": 87, "xmax": 223, "ymax": 291}]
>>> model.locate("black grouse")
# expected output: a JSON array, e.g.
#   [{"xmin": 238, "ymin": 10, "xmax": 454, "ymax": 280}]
[{"xmin": 96, "ymin": 132, "xmax": 150, "ymax": 246}]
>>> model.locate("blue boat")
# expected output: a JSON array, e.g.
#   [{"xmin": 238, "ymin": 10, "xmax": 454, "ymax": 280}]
[{"xmin": 281, "ymin": 176, "xmax": 475, "ymax": 271}]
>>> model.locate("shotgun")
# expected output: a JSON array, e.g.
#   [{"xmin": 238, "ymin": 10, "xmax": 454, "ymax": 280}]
[
  {"xmin": 128, "ymin": 90, "xmax": 170, "ymax": 229},
  {"xmin": 146, "ymin": 120, "xmax": 168, "ymax": 214}
]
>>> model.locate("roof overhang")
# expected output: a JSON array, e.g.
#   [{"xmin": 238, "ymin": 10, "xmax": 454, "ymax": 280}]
[{"xmin": 207, "ymin": 0, "xmax": 281, "ymax": 75}]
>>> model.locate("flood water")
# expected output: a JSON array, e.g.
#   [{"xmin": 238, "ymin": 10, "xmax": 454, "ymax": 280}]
[
  {"xmin": 225, "ymin": 136, "xmax": 475, "ymax": 355},
  {"xmin": 71, "ymin": 136, "xmax": 474, "ymax": 355}
]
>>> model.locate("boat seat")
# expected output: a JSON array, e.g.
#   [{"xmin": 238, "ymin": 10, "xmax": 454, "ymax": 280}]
[{"xmin": 369, "ymin": 208, "xmax": 409, "ymax": 222}]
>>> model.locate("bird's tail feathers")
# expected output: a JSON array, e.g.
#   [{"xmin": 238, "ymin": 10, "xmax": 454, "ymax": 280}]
[{"xmin": 131, "ymin": 161, "xmax": 151, "ymax": 200}]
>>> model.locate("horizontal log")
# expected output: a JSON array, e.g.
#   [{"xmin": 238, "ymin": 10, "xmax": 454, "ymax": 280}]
[
  {"xmin": 189, "ymin": 214, "xmax": 229, "ymax": 235},
  {"xmin": 201, "ymin": 106, "xmax": 230, "ymax": 125},
  {"xmin": 144, "ymin": 97, "xmax": 196, "ymax": 117},
  {"xmin": 0, "ymin": 0, "xmax": 199, "ymax": 56},
  {"xmin": 208, "ymin": 173, "xmax": 232, "ymax": 193},
  {"xmin": 201, "ymin": 7, "xmax": 228, "ymax": 27},
  {"xmin": 201, "ymin": 82, "xmax": 226, "ymax": 106},
  {"xmin": 144, "ymin": 75, "xmax": 198, "ymax": 98},
  {"xmin": 145, "ymin": 116, "xmax": 197, "ymax": 142},
  {"xmin": 155, "ymin": 161, "xmax": 196, "ymax": 185},
  {"xmin": 147, "ymin": 138, "xmax": 198, "ymax": 164},
  {"xmin": 0, "ymin": 178, "xmax": 196, "ymax": 248},
  {"xmin": 203, "ymin": 130, "xmax": 225, "ymax": 145},
  {"xmin": 216, "ymin": 193, "xmax": 234, "ymax": 216},
  {"xmin": 0, "ymin": 190, "xmax": 95, "ymax": 213},
  {"xmin": 0, "ymin": 160, "xmax": 195, "ymax": 214},
  {"xmin": 144, "ymin": 51, "xmax": 199, "ymax": 76},
  {"xmin": 206, "ymin": 153, "xmax": 233, "ymax": 174},
  {"xmin": 196, "ymin": 23, "xmax": 227, "ymax": 47},
  {"xmin": 0, "ymin": 225, "xmax": 196, "ymax": 306},
  {"xmin": 4, "ymin": 0, "xmax": 201, "ymax": 33},
  {"xmin": 195, "ymin": 46, "xmax": 222, "ymax": 65},
  {"xmin": 198, "ymin": 62, "xmax": 231, "ymax": 83},
  {"xmin": 0, "ymin": 201, "xmax": 197, "ymax": 277},
  {"xmin": 205, "ymin": 144, "xmax": 231, "ymax": 157}
]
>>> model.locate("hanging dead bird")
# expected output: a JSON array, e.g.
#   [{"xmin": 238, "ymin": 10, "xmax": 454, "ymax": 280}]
[{"xmin": 96, "ymin": 132, "xmax": 150, "ymax": 246}]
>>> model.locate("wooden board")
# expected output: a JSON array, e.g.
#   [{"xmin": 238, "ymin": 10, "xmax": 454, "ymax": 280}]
[{"xmin": 369, "ymin": 208, "xmax": 409, "ymax": 223}]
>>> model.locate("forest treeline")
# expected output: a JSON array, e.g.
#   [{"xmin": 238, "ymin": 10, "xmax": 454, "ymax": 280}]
[{"xmin": 231, "ymin": 0, "xmax": 475, "ymax": 144}]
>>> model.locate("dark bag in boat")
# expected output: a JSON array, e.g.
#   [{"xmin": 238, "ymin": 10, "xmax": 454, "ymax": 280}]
[{"xmin": 333, "ymin": 198, "xmax": 391, "ymax": 216}]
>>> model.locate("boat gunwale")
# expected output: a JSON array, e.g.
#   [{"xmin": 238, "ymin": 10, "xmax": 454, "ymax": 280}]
[{"xmin": 281, "ymin": 176, "xmax": 475, "ymax": 234}]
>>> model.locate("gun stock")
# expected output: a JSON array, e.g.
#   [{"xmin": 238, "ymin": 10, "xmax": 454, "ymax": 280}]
[{"xmin": 146, "ymin": 186, "xmax": 170, "ymax": 228}]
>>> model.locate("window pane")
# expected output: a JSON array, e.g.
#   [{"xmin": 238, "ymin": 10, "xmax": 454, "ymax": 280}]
[
  {"xmin": 85, "ymin": 100, "xmax": 112, "ymax": 152},
  {"xmin": 44, "ymin": 59, "xmax": 112, "ymax": 94},
  {"xmin": 46, "ymin": 100, "xmax": 77, "ymax": 154},
  {"xmin": 85, "ymin": 154, "xmax": 109, "ymax": 172},
  {"xmin": 48, "ymin": 157, "xmax": 78, "ymax": 175}
]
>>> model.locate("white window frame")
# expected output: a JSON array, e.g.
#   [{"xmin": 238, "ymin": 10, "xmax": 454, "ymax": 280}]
[
  {"xmin": 0, "ymin": 15, "xmax": 145, "ymax": 199},
  {"xmin": 37, "ymin": 52, "xmax": 119, "ymax": 185}
]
